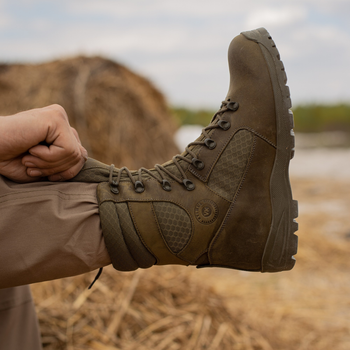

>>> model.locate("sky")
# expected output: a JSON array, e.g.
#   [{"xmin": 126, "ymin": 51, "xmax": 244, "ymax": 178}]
[{"xmin": 0, "ymin": 0, "xmax": 349, "ymax": 108}]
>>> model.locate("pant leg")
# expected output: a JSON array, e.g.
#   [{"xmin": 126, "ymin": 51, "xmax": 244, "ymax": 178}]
[
  {"xmin": 0, "ymin": 175, "xmax": 111, "ymax": 289},
  {"xmin": 0, "ymin": 285, "xmax": 42, "ymax": 350}
]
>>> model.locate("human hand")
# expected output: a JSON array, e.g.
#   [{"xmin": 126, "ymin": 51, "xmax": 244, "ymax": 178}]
[{"xmin": 0, "ymin": 105, "xmax": 88, "ymax": 183}]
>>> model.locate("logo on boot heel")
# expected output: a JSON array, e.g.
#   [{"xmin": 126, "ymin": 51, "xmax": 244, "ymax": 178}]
[{"xmin": 195, "ymin": 199, "xmax": 218, "ymax": 225}]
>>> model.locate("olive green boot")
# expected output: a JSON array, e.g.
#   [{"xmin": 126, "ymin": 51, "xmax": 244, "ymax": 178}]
[{"xmin": 72, "ymin": 28, "xmax": 298, "ymax": 273}]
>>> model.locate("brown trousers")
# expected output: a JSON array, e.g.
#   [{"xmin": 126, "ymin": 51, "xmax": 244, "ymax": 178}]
[
  {"xmin": 0, "ymin": 175, "xmax": 111, "ymax": 349},
  {"xmin": 0, "ymin": 286, "xmax": 42, "ymax": 350}
]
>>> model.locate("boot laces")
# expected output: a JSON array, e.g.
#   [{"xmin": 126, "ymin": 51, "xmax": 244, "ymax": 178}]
[{"xmin": 109, "ymin": 100, "xmax": 238, "ymax": 193}]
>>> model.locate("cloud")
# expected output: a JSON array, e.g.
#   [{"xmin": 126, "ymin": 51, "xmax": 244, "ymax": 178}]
[
  {"xmin": 245, "ymin": 6, "xmax": 308, "ymax": 28},
  {"xmin": 0, "ymin": 2, "xmax": 12, "ymax": 29},
  {"xmin": 65, "ymin": 0, "xmax": 253, "ymax": 19},
  {"xmin": 284, "ymin": 22, "xmax": 350, "ymax": 103},
  {"xmin": 0, "ymin": 0, "xmax": 349, "ymax": 107},
  {"xmin": 0, "ymin": 15, "xmax": 11, "ymax": 28}
]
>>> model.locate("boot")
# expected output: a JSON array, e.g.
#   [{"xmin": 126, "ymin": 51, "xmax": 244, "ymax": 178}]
[{"xmin": 72, "ymin": 28, "xmax": 298, "ymax": 273}]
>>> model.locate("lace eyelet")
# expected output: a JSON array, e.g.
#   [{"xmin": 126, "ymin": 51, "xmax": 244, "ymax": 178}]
[
  {"xmin": 204, "ymin": 138, "xmax": 216, "ymax": 150},
  {"xmin": 162, "ymin": 179, "xmax": 172, "ymax": 191},
  {"xmin": 218, "ymin": 120, "xmax": 231, "ymax": 131},
  {"xmin": 135, "ymin": 181, "xmax": 145, "ymax": 193},
  {"xmin": 110, "ymin": 181, "xmax": 119, "ymax": 194},
  {"xmin": 227, "ymin": 101, "xmax": 239, "ymax": 111},
  {"xmin": 183, "ymin": 179, "xmax": 195, "ymax": 191},
  {"xmin": 192, "ymin": 158, "xmax": 205, "ymax": 170}
]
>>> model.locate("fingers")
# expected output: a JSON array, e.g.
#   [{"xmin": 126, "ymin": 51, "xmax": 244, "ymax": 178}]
[
  {"xmin": 47, "ymin": 155, "xmax": 87, "ymax": 181},
  {"xmin": 42, "ymin": 104, "xmax": 70, "ymax": 123},
  {"xmin": 0, "ymin": 157, "xmax": 42, "ymax": 183},
  {"xmin": 23, "ymin": 144, "xmax": 87, "ymax": 180},
  {"xmin": 22, "ymin": 109, "xmax": 88, "ymax": 180},
  {"xmin": 21, "ymin": 104, "xmax": 89, "ymax": 181},
  {"xmin": 24, "ymin": 143, "xmax": 81, "ymax": 167},
  {"xmin": 1, "ymin": 103, "xmax": 88, "ymax": 182},
  {"xmin": 25, "ymin": 156, "xmax": 86, "ymax": 180},
  {"xmin": 71, "ymin": 127, "xmax": 83, "ymax": 145}
]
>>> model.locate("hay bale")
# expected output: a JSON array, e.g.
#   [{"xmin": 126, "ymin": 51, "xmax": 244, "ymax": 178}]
[{"xmin": 0, "ymin": 56, "xmax": 179, "ymax": 168}]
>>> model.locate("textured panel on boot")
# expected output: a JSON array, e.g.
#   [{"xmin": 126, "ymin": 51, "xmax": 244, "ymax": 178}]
[
  {"xmin": 116, "ymin": 203, "xmax": 156, "ymax": 268},
  {"xmin": 208, "ymin": 130, "xmax": 254, "ymax": 201},
  {"xmin": 153, "ymin": 202, "xmax": 192, "ymax": 254}
]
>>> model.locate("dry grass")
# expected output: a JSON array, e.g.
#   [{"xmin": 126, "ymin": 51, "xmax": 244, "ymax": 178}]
[
  {"xmin": 31, "ymin": 176, "xmax": 350, "ymax": 350},
  {"xmin": 33, "ymin": 268, "xmax": 246, "ymax": 350}
]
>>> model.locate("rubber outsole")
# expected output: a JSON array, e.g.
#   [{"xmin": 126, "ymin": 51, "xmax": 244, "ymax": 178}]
[{"xmin": 241, "ymin": 28, "xmax": 299, "ymax": 272}]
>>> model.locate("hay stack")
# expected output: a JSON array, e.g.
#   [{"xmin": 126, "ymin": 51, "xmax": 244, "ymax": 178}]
[{"xmin": 0, "ymin": 56, "xmax": 179, "ymax": 168}]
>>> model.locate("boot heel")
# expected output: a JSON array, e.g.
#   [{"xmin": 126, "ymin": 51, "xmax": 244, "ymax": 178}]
[
  {"xmin": 261, "ymin": 199, "xmax": 299, "ymax": 272},
  {"xmin": 241, "ymin": 28, "xmax": 299, "ymax": 272}
]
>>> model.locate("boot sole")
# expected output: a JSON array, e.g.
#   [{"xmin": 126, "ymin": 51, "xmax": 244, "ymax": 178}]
[{"xmin": 241, "ymin": 28, "xmax": 299, "ymax": 272}]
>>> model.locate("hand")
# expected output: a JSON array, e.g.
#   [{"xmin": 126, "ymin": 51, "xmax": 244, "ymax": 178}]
[{"xmin": 0, "ymin": 105, "xmax": 88, "ymax": 183}]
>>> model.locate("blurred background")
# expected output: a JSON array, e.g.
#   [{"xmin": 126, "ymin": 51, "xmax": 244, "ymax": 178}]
[{"xmin": 1, "ymin": 0, "xmax": 350, "ymax": 349}]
